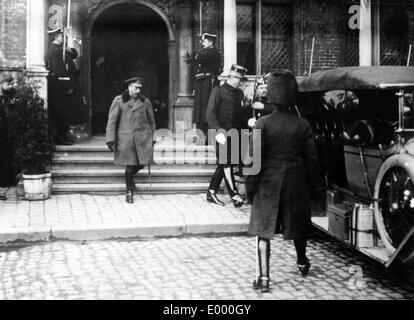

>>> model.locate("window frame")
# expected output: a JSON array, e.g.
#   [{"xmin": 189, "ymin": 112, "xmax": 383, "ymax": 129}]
[{"xmin": 236, "ymin": 0, "xmax": 293, "ymax": 75}]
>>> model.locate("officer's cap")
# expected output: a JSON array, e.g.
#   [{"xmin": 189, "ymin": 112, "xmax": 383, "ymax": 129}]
[
  {"xmin": 201, "ymin": 33, "xmax": 217, "ymax": 44},
  {"xmin": 125, "ymin": 77, "xmax": 144, "ymax": 87},
  {"xmin": 229, "ymin": 64, "xmax": 248, "ymax": 81},
  {"xmin": 47, "ymin": 28, "xmax": 63, "ymax": 39}
]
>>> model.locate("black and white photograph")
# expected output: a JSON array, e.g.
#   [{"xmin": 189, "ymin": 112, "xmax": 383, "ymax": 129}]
[{"xmin": 1, "ymin": 0, "xmax": 414, "ymax": 306}]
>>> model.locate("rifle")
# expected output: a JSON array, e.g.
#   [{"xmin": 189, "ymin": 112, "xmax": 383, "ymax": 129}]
[{"xmin": 63, "ymin": 0, "xmax": 72, "ymax": 66}]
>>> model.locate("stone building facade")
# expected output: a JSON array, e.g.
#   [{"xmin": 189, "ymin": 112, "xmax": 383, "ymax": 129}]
[{"xmin": 1, "ymin": 0, "xmax": 413, "ymax": 137}]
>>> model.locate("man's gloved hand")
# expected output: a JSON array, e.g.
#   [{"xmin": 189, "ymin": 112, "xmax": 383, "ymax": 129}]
[
  {"xmin": 215, "ymin": 133, "xmax": 227, "ymax": 145},
  {"xmin": 248, "ymin": 118, "xmax": 257, "ymax": 128},
  {"xmin": 106, "ymin": 142, "xmax": 115, "ymax": 151},
  {"xmin": 251, "ymin": 101, "xmax": 264, "ymax": 110}
]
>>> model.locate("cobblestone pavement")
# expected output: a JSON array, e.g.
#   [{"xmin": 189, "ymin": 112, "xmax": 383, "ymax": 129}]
[
  {"xmin": 0, "ymin": 187, "xmax": 249, "ymax": 242},
  {"xmin": 0, "ymin": 233, "xmax": 413, "ymax": 300}
]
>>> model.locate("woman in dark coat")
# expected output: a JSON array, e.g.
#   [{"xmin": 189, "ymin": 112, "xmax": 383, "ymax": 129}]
[
  {"xmin": 246, "ymin": 70, "xmax": 318, "ymax": 292},
  {"xmin": 106, "ymin": 77, "xmax": 156, "ymax": 204}
]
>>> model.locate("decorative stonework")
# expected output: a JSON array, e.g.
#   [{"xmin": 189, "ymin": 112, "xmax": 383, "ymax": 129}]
[{"xmin": 85, "ymin": 0, "xmax": 176, "ymax": 22}]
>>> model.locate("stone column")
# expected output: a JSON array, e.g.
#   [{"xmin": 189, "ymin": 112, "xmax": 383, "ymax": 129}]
[
  {"xmin": 222, "ymin": 0, "xmax": 237, "ymax": 75},
  {"xmin": 26, "ymin": 0, "xmax": 49, "ymax": 103},
  {"xmin": 359, "ymin": 0, "xmax": 372, "ymax": 66},
  {"xmin": 174, "ymin": 0, "xmax": 194, "ymax": 133}
]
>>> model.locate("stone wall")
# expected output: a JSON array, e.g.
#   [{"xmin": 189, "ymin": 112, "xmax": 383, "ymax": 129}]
[
  {"xmin": 293, "ymin": 0, "xmax": 349, "ymax": 74},
  {"xmin": 0, "ymin": 0, "xmax": 26, "ymax": 71}
]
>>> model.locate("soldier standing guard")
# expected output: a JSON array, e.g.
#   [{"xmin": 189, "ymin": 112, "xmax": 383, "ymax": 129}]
[
  {"xmin": 47, "ymin": 28, "xmax": 86, "ymax": 145},
  {"xmin": 106, "ymin": 77, "xmax": 156, "ymax": 204},
  {"xmin": 193, "ymin": 33, "xmax": 222, "ymax": 134},
  {"xmin": 0, "ymin": 74, "xmax": 19, "ymax": 189}
]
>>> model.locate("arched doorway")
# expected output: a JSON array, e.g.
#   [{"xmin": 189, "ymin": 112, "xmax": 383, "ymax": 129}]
[{"xmin": 88, "ymin": 2, "xmax": 170, "ymax": 134}]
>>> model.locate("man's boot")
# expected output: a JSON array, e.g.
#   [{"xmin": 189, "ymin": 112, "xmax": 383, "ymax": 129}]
[
  {"xmin": 125, "ymin": 171, "xmax": 134, "ymax": 204},
  {"xmin": 126, "ymin": 190, "xmax": 134, "ymax": 204},
  {"xmin": 207, "ymin": 190, "xmax": 225, "ymax": 206}
]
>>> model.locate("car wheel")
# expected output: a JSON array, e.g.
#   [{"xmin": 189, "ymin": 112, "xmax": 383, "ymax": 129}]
[{"xmin": 374, "ymin": 154, "xmax": 414, "ymax": 252}]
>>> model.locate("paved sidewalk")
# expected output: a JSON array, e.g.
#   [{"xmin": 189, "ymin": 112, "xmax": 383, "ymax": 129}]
[{"xmin": 0, "ymin": 187, "xmax": 250, "ymax": 243}]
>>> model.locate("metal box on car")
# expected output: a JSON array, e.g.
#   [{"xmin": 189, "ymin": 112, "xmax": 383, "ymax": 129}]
[{"xmin": 327, "ymin": 203, "xmax": 351, "ymax": 242}]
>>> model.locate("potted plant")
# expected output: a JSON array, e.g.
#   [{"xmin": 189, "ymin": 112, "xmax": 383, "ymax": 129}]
[{"xmin": 12, "ymin": 79, "xmax": 54, "ymax": 200}]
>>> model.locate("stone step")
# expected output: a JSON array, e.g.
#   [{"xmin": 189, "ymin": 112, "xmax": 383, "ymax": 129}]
[
  {"xmin": 51, "ymin": 139, "xmax": 219, "ymax": 194},
  {"xmin": 55, "ymin": 144, "xmax": 216, "ymax": 152},
  {"xmin": 52, "ymin": 169, "xmax": 215, "ymax": 184},
  {"xmin": 53, "ymin": 156, "xmax": 218, "ymax": 165},
  {"xmin": 52, "ymin": 182, "xmax": 213, "ymax": 195},
  {"xmin": 54, "ymin": 145, "xmax": 216, "ymax": 158},
  {"xmin": 54, "ymin": 151, "xmax": 217, "ymax": 159},
  {"xmin": 52, "ymin": 163, "xmax": 217, "ymax": 171}
]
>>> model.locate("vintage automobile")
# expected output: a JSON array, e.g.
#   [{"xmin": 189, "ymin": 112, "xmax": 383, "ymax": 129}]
[{"xmin": 297, "ymin": 66, "xmax": 414, "ymax": 280}]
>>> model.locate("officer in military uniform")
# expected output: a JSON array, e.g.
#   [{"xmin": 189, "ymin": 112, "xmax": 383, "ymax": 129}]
[
  {"xmin": 247, "ymin": 73, "xmax": 276, "ymax": 129},
  {"xmin": 206, "ymin": 64, "xmax": 251, "ymax": 208},
  {"xmin": 193, "ymin": 33, "xmax": 222, "ymax": 134},
  {"xmin": 0, "ymin": 74, "xmax": 19, "ymax": 189},
  {"xmin": 47, "ymin": 28, "xmax": 86, "ymax": 145}
]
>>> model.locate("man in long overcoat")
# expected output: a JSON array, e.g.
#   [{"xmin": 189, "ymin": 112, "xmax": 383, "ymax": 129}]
[
  {"xmin": 106, "ymin": 77, "xmax": 156, "ymax": 204},
  {"xmin": 246, "ymin": 70, "xmax": 318, "ymax": 292},
  {"xmin": 193, "ymin": 33, "xmax": 222, "ymax": 134}
]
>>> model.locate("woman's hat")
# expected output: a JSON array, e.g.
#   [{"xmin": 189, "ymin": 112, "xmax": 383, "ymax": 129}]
[
  {"xmin": 229, "ymin": 64, "xmax": 248, "ymax": 80},
  {"xmin": 125, "ymin": 77, "xmax": 144, "ymax": 87},
  {"xmin": 267, "ymin": 70, "xmax": 298, "ymax": 107}
]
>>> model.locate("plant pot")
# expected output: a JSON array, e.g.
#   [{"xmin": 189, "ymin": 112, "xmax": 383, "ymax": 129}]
[{"xmin": 22, "ymin": 172, "xmax": 52, "ymax": 201}]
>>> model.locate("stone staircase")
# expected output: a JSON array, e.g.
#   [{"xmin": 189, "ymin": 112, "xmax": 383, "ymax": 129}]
[{"xmin": 52, "ymin": 136, "xmax": 218, "ymax": 195}]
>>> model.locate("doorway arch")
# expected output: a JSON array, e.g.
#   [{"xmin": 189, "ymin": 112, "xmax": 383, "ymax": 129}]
[{"xmin": 84, "ymin": 0, "xmax": 176, "ymax": 134}]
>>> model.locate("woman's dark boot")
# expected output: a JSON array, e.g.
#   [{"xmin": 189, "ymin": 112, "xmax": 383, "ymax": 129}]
[
  {"xmin": 252, "ymin": 277, "xmax": 270, "ymax": 293},
  {"xmin": 294, "ymin": 239, "xmax": 310, "ymax": 277},
  {"xmin": 297, "ymin": 258, "xmax": 310, "ymax": 277},
  {"xmin": 253, "ymin": 238, "xmax": 271, "ymax": 293}
]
